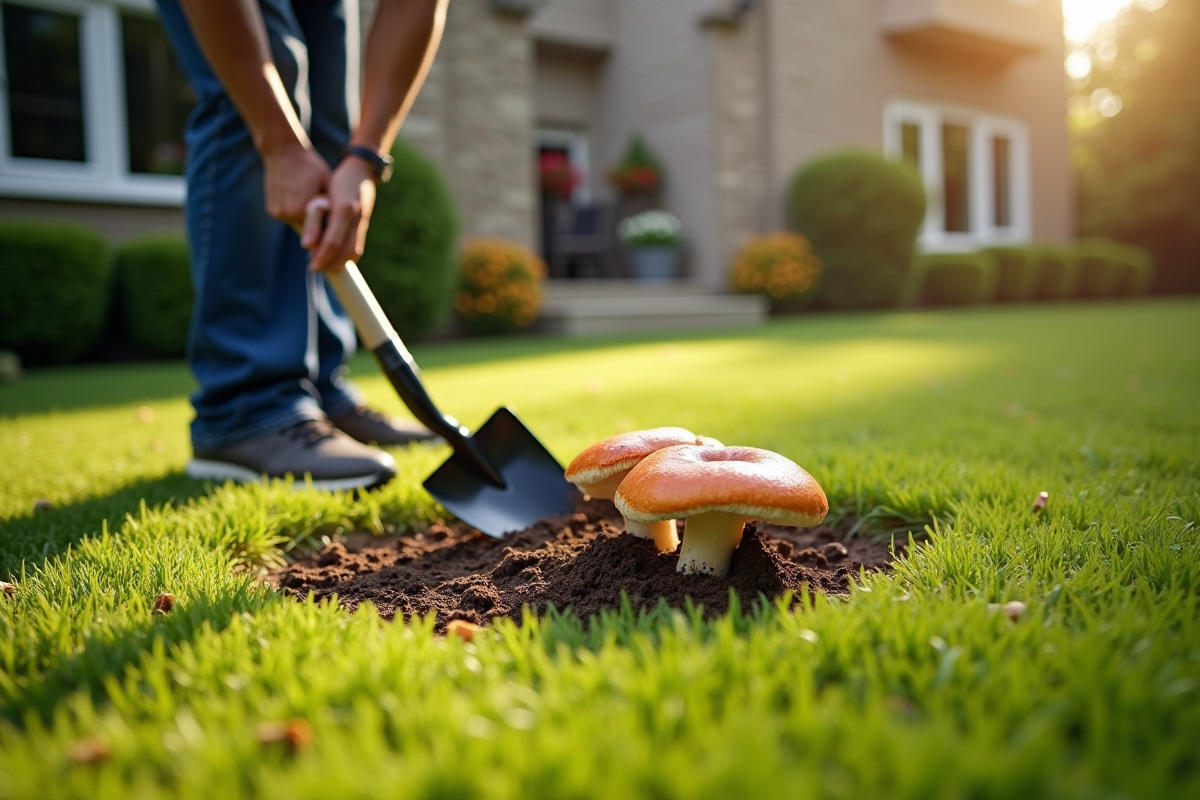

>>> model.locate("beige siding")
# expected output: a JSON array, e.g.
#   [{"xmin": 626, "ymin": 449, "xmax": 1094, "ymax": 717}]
[
  {"xmin": 763, "ymin": 0, "xmax": 1071, "ymax": 242},
  {"xmin": 0, "ymin": 199, "xmax": 183, "ymax": 242},
  {"xmin": 531, "ymin": 0, "xmax": 613, "ymax": 52},
  {"xmin": 536, "ymin": 52, "xmax": 599, "ymax": 128},
  {"xmin": 594, "ymin": 0, "xmax": 725, "ymax": 287}
]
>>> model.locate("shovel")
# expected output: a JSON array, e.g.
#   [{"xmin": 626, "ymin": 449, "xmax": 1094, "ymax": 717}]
[{"xmin": 321, "ymin": 259, "xmax": 576, "ymax": 537}]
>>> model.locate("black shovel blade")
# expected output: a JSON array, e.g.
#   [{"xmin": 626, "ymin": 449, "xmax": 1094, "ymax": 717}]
[{"xmin": 423, "ymin": 407, "xmax": 576, "ymax": 537}]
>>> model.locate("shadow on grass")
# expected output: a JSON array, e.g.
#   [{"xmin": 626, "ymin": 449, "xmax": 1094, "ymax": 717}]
[
  {"xmin": 0, "ymin": 582, "xmax": 272, "ymax": 726},
  {"xmin": 0, "ymin": 472, "xmax": 211, "ymax": 579}
]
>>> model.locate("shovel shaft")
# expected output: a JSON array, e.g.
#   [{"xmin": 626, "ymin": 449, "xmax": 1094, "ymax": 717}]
[{"xmin": 324, "ymin": 263, "xmax": 507, "ymax": 489}]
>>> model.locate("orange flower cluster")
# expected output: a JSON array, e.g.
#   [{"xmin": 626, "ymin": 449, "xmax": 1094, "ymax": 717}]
[
  {"xmin": 730, "ymin": 232, "xmax": 822, "ymax": 299},
  {"xmin": 454, "ymin": 239, "xmax": 546, "ymax": 331}
]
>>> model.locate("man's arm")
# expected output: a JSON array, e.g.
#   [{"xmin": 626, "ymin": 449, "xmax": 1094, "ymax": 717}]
[
  {"xmin": 176, "ymin": 0, "xmax": 329, "ymax": 225},
  {"xmin": 306, "ymin": 0, "xmax": 450, "ymax": 272}
]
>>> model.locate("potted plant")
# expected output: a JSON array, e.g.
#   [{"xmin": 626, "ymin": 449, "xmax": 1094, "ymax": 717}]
[
  {"xmin": 607, "ymin": 135, "xmax": 662, "ymax": 199},
  {"xmin": 617, "ymin": 210, "xmax": 684, "ymax": 282}
]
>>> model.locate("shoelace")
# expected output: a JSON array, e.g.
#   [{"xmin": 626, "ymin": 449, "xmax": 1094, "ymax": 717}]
[{"xmin": 281, "ymin": 419, "xmax": 339, "ymax": 449}]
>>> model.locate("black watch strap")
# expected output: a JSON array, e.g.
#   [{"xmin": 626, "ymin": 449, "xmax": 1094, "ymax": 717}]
[{"xmin": 343, "ymin": 144, "xmax": 394, "ymax": 184}]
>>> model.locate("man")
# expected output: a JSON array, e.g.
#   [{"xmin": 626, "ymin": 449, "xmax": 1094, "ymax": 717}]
[{"xmin": 155, "ymin": 0, "xmax": 449, "ymax": 490}]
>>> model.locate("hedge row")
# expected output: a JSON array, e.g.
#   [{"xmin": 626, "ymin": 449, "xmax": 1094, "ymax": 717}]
[
  {"xmin": 0, "ymin": 141, "xmax": 458, "ymax": 365},
  {"xmin": 905, "ymin": 240, "xmax": 1154, "ymax": 307}
]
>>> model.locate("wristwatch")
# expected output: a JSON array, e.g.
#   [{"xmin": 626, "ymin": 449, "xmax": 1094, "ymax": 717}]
[{"xmin": 343, "ymin": 144, "xmax": 394, "ymax": 184}]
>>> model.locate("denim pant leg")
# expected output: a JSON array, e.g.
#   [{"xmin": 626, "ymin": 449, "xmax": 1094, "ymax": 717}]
[
  {"xmin": 292, "ymin": 0, "xmax": 363, "ymax": 418},
  {"xmin": 155, "ymin": 0, "xmax": 358, "ymax": 450}
]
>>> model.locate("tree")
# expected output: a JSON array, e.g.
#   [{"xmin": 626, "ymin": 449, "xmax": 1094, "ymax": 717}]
[{"xmin": 1070, "ymin": 0, "xmax": 1200, "ymax": 294}]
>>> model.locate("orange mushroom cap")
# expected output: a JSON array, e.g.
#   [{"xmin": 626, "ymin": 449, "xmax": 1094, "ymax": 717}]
[
  {"xmin": 614, "ymin": 445, "xmax": 828, "ymax": 527},
  {"xmin": 565, "ymin": 427, "xmax": 723, "ymax": 496}
]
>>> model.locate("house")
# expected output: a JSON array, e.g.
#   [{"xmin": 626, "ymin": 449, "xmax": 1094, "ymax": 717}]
[{"xmin": 0, "ymin": 0, "xmax": 1071, "ymax": 330}]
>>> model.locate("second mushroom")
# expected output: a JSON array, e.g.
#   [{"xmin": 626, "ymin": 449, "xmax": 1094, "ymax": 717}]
[{"xmin": 565, "ymin": 427, "xmax": 722, "ymax": 551}]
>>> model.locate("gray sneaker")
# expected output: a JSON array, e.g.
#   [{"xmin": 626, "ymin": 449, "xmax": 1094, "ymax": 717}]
[
  {"xmin": 187, "ymin": 419, "xmax": 396, "ymax": 491},
  {"xmin": 329, "ymin": 405, "xmax": 439, "ymax": 446}
]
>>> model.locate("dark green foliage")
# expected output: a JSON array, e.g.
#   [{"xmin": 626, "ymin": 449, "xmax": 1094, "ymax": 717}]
[
  {"xmin": 1076, "ymin": 238, "xmax": 1154, "ymax": 298},
  {"xmin": 910, "ymin": 252, "xmax": 998, "ymax": 306},
  {"xmin": 1073, "ymin": 0, "xmax": 1200, "ymax": 293},
  {"xmin": 1031, "ymin": 246, "xmax": 1080, "ymax": 301},
  {"xmin": 983, "ymin": 246, "xmax": 1039, "ymax": 302},
  {"xmin": 113, "ymin": 234, "xmax": 193, "ymax": 358},
  {"xmin": 789, "ymin": 150, "xmax": 926, "ymax": 309},
  {"xmin": 358, "ymin": 139, "xmax": 459, "ymax": 340},
  {"xmin": 0, "ymin": 220, "xmax": 109, "ymax": 365}
]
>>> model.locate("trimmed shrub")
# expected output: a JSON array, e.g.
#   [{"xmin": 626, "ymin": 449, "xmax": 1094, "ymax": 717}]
[
  {"xmin": 454, "ymin": 239, "xmax": 545, "ymax": 336},
  {"xmin": 113, "ymin": 234, "xmax": 193, "ymax": 358},
  {"xmin": 789, "ymin": 150, "xmax": 926, "ymax": 309},
  {"xmin": 983, "ymin": 246, "xmax": 1040, "ymax": 302},
  {"xmin": 1075, "ymin": 239, "xmax": 1124, "ymax": 299},
  {"xmin": 1030, "ymin": 246, "xmax": 1081, "ymax": 300},
  {"xmin": 1110, "ymin": 241, "xmax": 1154, "ymax": 296},
  {"xmin": 909, "ymin": 252, "xmax": 999, "ymax": 306},
  {"xmin": 0, "ymin": 219, "xmax": 109, "ymax": 365},
  {"xmin": 1076, "ymin": 238, "xmax": 1155, "ymax": 298},
  {"xmin": 729, "ymin": 232, "xmax": 822, "ymax": 313},
  {"xmin": 358, "ymin": 139, "xmax": 459, "ymax": 341}
]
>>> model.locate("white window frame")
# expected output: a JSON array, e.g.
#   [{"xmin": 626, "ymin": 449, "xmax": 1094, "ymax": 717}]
[
  {"xmin": 883, "ymin": 98, "xmax": 1031, "ymax": 252},
  {"xmin": 0, "ymin": 0, "xmax": 184, "ymax": 206},
  {"xmin": 536, "ymin": 127, "xmax": 591, "ymax": 204}
]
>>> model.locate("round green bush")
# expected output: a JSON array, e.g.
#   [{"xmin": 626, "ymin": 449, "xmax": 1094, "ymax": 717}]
[
  {"xmin": 0, "ymin": 219, "xmax": 110, "ymax": 365},
  {"xmin": 114, "ymin": 234, "xmax": 193, "ymax": 358},
  {"xmin": 789, "ymin": 150, "xmax": 926, "ymax": 309},
  {"xmin": 357, "ymin": 139, "xmax": 459, "ymax": 341}
]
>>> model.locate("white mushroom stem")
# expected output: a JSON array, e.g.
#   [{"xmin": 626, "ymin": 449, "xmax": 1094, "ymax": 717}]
[
  {"xmin": 625, "ymin": 518, "xmax": 679, "ymax": 552},
  {"xmin": 677, "ymin": 511, "xmax": 747, "ymax": 576}
]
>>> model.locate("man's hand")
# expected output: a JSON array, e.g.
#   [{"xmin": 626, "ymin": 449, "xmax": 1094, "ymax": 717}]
[
  {"xmin": 304, "ymin": 156, "xmax": 377, "ymax": 272},
  {"xmin": 263, "ymin": 141, "xmax": 330, "ymax": 228}
]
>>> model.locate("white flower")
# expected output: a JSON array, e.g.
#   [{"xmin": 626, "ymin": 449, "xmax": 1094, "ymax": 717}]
[{"xmin": 617, "ymin": 210, "xmax": 683, "ymax": 245}]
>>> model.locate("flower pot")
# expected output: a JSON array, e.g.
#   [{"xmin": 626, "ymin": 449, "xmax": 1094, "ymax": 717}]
[{"xmin": 629, "ymin": 246, "xmax": 679, "ymax": 282}]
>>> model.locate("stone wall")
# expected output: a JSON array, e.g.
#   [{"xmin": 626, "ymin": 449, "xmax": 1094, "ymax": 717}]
[
  {"xmin": 706, "ymin": 9, "xmax": 768, "ymax": 269},
  {"xmin": 361, "ymin": 0, "xmax": 536, "ymax": 248}
]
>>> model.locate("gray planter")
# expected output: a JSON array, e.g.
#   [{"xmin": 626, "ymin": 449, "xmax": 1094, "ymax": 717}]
[{"xmin": 629, "ymin": 246, "xmax": 680, "ymax": 281}]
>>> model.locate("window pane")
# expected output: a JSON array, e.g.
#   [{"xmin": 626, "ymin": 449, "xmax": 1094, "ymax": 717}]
[
  {"xmin": 122, "ymin": 13, "xmax": 194, "ymax": 175},
  {"xmin": 942, "ymin": 123, "xmax": 970, "ymax": 233},
  {"xmin": 992, "ymin": 135, "xmax": 1012, "ymax": 228},
  {"xmin": 2, "ymin": 3, "xmax": 86, "ymax": 162},
  {"xmin": 900, "ymin": 122, "xmax": 921, "ymax": 170}
]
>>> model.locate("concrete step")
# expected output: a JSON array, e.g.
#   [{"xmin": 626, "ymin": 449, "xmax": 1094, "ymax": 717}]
[{"xmin": 539, "ymin": 281, "xmax": 767, "ymax": 336}]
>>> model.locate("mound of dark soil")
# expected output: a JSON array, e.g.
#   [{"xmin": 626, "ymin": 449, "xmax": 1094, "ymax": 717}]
[{"xmin": 271, "ymin": 498, "xmax": 900, "ymax": 629}]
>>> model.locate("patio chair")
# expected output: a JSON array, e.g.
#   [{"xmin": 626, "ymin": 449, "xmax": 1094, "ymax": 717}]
[{"xmin": 551, "ymin": 203, "xmax": 615, "ymax": 279}]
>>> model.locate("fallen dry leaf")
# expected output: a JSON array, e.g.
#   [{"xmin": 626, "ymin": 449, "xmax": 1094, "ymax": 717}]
[
  {"xmin": 256, "ymin": 719, "xmax": 313, "ymax": 753},
  {"xmin": 69, "ymin": 737, "xmax": 111, "ymax": 765},
  {"xmin": 447, "ymin": 619, "xmax": 483, "ymax": 642},
  {"xmin": 153, "ymin": 593, "xmax": 176, "ymax": 615},
  {"xmin": 1, "ymin": 581, "xmax": 15, "ymax": 597}
]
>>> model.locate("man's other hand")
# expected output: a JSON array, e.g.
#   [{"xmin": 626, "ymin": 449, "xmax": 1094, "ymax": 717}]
[
  {"xmin": 305, "ymin": 156, "xmax": 377, "ymax": 272},
  {"xmin": 263, "ymin": 142, "xmax": 330, "ymax": 227}
]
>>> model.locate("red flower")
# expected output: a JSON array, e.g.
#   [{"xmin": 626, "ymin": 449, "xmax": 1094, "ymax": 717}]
[{"xmin": 539, "ymin": 152, "xmax": 580, "ymax": 200}]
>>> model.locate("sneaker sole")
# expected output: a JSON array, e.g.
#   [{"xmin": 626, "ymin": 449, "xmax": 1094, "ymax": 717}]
[{"xmin": 186, "ymin": 458, "xmax": 396, "ymax": 492}]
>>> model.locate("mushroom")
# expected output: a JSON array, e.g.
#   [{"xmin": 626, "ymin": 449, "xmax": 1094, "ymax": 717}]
[
  {"xmin": 615, "ymin": 445, "xmax": 828, "ymax": 577},
  {"xmin": 565, "ymin": 427, "xmax": 723, "ymax": 551}
]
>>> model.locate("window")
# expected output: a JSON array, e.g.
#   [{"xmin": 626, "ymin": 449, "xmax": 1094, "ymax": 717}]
[
  {"xmin": 884, "ymin": 99, "xmax": 1030, "ymax": 250},
  {"xmin": 0, "ymin": 0, "xmax": 193, "ymax": 205}
]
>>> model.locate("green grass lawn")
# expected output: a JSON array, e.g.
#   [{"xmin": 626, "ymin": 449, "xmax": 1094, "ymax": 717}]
[{"xmin": 1, "ymin": 300, "xmax": 1198, "ymax": 799}]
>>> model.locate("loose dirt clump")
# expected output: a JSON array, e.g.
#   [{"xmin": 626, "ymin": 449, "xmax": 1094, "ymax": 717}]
[{"xmin": 271, "ymin": 498, "xmax": 901, "ymax": 629}]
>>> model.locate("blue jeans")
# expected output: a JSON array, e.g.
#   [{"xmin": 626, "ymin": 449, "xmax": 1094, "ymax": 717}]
[{"xmin": 156, "ymin": 0, "xmax": 363, "ymax": 451}]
